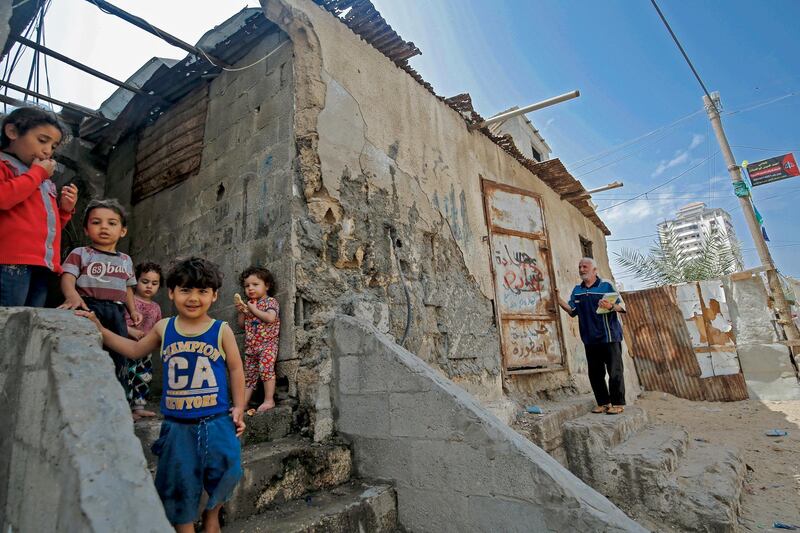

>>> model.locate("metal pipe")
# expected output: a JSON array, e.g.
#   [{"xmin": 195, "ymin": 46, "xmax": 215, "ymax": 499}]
[
  {"xmin": 12, "ymin": 36, "xmax": 158, "ymax": 99},
  {"xmin": 83, "ymin": 0, "xmax": 232, "ymax": 68},
  {"xmin": 562, "ymin": 181, "xmax": 623, "ymax": 201},
  {"xmin": 471, "ymin": 90, "xmax": 580, "ymax": 130},
  {"xmin": 0, "ymin": 81, "xmax": 110, "ymax": 121},
  {"xmin": 585, "ymin": 181, "xmax": 624, "ymax": 195}
]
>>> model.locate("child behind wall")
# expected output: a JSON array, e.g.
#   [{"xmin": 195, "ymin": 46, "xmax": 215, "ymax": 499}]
[
  {"xmin": 76, "ymin": 256, "xmax": 246, "ymax": 532},
  {"xmin": 236, "ymin": 266, "xmax": 280, "ymax": 412},
  {"xmin": 124, "ymin": 261, "xmax": 164, "ymax": 419},
  {"xmin": 0, "ymin": 107, "xmax": 78, "ymax": 307},
  {"xmin": 59, "ymin": 198, "xmax": 141, "ymax": 393}
]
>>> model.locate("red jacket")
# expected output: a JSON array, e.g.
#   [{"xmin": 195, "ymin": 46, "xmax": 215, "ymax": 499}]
[{"xmin": 0, "ymin": 154, "xmax": 72, "ymax": 273}]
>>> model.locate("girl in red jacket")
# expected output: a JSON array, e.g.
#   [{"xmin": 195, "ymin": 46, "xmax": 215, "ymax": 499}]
[{"xmin": 0, "ymin": 107, "xmax": 78, "ymax": 307}]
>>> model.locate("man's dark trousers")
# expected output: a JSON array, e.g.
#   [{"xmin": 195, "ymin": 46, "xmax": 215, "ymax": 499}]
[{"xmin": 585, "ymin": 341, "xmax": 625, "ymax": 406}]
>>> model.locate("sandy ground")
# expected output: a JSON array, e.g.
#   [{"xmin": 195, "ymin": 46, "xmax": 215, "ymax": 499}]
[{"xmin": 637, "ymin": 391, "xmax": 800, "ymax": 531}]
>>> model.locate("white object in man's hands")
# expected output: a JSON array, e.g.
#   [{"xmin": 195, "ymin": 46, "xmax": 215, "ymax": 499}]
[{"xmin": 596, "ymin": 292, "xmax": 619, "ymax": 314}]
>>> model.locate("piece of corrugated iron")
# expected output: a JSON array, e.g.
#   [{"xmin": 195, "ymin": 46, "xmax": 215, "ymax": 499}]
[{"xmin": 621, "ymin": 286, "xmax": 748, "ymax": 402}]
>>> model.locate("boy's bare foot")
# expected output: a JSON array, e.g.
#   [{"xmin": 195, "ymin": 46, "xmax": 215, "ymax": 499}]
[
  {"xmin": 132, "ymin": 412, "xmax": 142, "ymax": 421},
  {"xmin": 256, "ymin": 400, "xmax": 275, "ymax": 412},
  {"xmin": 136, "ymin": 409, "xmax": 158, "ymax": 418}
]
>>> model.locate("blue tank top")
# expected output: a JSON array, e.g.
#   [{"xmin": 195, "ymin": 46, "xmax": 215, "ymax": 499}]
[{"xmin": 160, "ymin": 317, "xmax": 230, "ymax": 419}]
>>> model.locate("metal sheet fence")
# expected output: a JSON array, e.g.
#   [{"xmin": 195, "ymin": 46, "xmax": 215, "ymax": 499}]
[{"xmin": 621, "ymin": 285, "xmax": 748, "ymax": 401}]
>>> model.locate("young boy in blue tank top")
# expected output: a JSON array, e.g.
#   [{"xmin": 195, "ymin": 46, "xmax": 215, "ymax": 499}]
[{"xmin": 79, "ymin": 257, "xmax": 246, "ymax": 533}]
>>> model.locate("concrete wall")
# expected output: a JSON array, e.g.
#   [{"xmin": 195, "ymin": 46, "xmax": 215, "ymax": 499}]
[
  {"xmin": 330, "ymin": 315, "xmax": 644, "ymax": 533},
  {"xmin": 0, "ymin": 308, "xmax": 169, "ymax": 532},
  {"xmin": 723, "ymin": 275, "xmax": 800, "ymax": 400},
  {"xmin": 262, "ymin": 0, "xmax": 622, "ymax": 428},
  {"xmin": 109, "ymin": 29, "xmax": 296, "ymax": 371}
]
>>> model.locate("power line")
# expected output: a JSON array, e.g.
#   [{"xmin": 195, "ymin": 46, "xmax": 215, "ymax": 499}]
[
  {"xmin": 731, "ymin": 145, "xmax": 800, "ymax": 153},
  {"xmin": 597, "ymin": 153, "xmax": 716, "ymax": 212},
  {"xmin": 650, "ymin": 0, "xmax": 714, "ymax": 104},
  {"xmin": 566, "ymin": 108, "xmax": 703, "ymax": 170},
  {"xmin": 607, "ymin": 234, "xmax": 658, "ymax": 242}
]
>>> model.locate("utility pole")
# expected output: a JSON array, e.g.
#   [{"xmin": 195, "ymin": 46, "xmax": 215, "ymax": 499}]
[{"xmin": 704, "ymin": 93, "xmax": 800, "ymax": 343}]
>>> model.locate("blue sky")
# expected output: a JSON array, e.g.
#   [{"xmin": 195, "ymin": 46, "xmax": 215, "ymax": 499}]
[
  {"xmin": 372, "ymin": 0, "xmax": 800, "ymax": 287},
  {"xmin": 4, "ymin": 0, "xmax": 799, "ymax": 288}
]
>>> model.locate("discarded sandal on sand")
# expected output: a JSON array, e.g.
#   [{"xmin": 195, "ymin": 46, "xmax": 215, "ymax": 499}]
[
  {"xmin": 606, "ymin": 405, "xmax": 624, "ymax": 415},
  {"xmin": 591, "ymin": 405, "xmax": 610, "ymax": 414}
]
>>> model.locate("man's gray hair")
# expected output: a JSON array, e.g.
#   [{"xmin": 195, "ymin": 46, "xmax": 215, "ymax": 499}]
[{"xmin": 578, "ymin": 257, "xmax": 597, "ymax": 268}]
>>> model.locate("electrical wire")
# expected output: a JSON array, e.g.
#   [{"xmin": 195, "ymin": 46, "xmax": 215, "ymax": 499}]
[
  {"xmin": 649, "ymin": 0, "xmax": 714, "ymax": 104},
  {"xmin": 597, "ymin": 153, "xmax": 716, "ymax": 213},
  {"xmin": 607, "ymin": 234, "xmax": 658, "ymax": 242},
  {"xmin": 723, "ymin": 91, "xmax": 800, "ymax": 117},
  {"xmin": 566, "ymin": 108, "xmax": 703, "ymax": 170}
]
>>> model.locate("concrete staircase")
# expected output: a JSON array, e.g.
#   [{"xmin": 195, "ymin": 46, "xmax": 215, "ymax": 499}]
[
  {"xmin": 516, "ymin": 399, "xmax": 745, "ymax": 532},
  {"xmin": 133, "ymin": 404, "xmax": 398, "ymax": 532}
]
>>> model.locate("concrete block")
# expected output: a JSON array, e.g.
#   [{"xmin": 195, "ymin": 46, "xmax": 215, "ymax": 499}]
[
  {"xmin": 389, "ymin": 390, "xmax": 463, "ymax": 439},
  {"xmin": 737, "ymin": 343, "xmax": 800, "ymax": 400},
  {"xmin": 335, "ymin": 392, "xmax": 390, "ymax": 438}
]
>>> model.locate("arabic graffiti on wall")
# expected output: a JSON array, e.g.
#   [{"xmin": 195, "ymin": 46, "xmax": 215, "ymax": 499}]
[
  {"xmin": 492, "ymin": 234, "xmax": 550, "ymax": 315},
  {"xmin": 501, "ymin": 319, "xmax": 561, "ymax": 365}
]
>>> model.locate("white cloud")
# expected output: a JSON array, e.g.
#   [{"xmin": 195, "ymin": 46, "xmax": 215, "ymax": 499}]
[
  {"xmin": 689, "ymin": 133, "xmax": 704, "ymax": 150},
  {"xmin": 652, "ymin": 133, "xmax": 705, "ymax": 177},
  {"xmin": 544, "ymin": 117, "xmax": 556, "ymax": 128},
  {"xmin": 653, "ymin": 150, "xmax": 689, "ymax": 177}
]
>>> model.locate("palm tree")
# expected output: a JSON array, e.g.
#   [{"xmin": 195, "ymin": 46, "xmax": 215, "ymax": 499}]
[{"xmin": 615, "ymin": 228, "xmax": 742, "ymax": 287}]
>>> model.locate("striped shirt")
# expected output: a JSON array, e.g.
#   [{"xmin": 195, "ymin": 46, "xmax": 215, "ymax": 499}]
[{"xmin": 62, "ymin": 246, "xmax": 136, "ymax": 302}]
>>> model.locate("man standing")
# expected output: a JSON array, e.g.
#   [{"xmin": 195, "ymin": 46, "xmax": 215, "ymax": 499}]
[{"xmin": 557, "ymin": 257, "xmax": 627, "ymax": 414}]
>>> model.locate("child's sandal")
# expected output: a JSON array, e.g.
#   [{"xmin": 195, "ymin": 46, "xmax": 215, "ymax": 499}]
[{"xmin": 606, "ymin": 405, "xmax": 624, "ymax": 415}]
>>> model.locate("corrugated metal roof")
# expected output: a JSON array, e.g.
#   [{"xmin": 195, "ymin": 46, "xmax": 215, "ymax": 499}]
[{"xmin": 81, "ymin": 8, "xmax": 277, "ymax": 149}]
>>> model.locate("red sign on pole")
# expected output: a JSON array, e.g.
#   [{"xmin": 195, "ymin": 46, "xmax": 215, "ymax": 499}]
[{"xmin": 745, "ymin": 153, "xmax": 800, "ymax": 187}]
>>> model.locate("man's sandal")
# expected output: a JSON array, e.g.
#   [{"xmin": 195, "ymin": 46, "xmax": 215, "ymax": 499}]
[
  {"xmin": 606, "ymin": 405, "xmax": 624, "ymax": 415},
  {"xmin": 591, "ymin": 404, "xmax": 610, "ymax": 414}
]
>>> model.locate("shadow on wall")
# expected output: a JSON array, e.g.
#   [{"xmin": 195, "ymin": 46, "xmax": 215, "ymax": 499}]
[{"xmin": 0, "ymin": 308, "xmax": 169, "ymax": 532}]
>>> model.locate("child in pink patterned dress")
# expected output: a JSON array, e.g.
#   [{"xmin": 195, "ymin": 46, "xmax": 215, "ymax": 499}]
[
  {"xmin": 235, "ymin": 266, "xmax": 279, "ymax": 412},
  {"xmin": 124, "ymin": 262, "xmax": 163, "ymax": 419}
]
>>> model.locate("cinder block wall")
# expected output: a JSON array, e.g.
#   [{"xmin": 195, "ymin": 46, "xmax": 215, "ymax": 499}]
[
  {"xmin": 0, "ymin": 308, "xmax": 169, "ymax": 532},
  {"xmin": 106, "ymin": 29, "xmax": 297, "ymax": 395},
  {"xmin": 330, "ymin": 315, "xmax": 645, "ymax": 533}
]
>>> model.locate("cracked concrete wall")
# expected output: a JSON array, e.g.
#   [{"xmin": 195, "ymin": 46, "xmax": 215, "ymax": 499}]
[
  {"xmin": 330, "ymin": 315, "xmax": 645, "ymax": 533},
  {"xmin": 0, "ymin": 308, "xmax": 169, "ymax": 532},
  {"xmin": 262, "ymin": 0, "xmax": 620, "ymax": 428},
  {"xmin": 108, "ymin": 29, "xmax": 296, "ymax": 378}
]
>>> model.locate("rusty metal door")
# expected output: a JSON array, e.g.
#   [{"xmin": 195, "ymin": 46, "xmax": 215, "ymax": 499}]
[{"xmin": 482, "ymin": 180, "xmax": 565, "ymax": 371}]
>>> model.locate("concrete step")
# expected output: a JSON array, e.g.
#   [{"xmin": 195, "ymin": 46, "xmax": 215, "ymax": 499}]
[
  {"xmin": 611, "ymin": 424, "xmax": 689, "ymax": 477},
  {"xmin": 225, "ymin": 481, "xmax": 397, "ymax": 533},
  {"xmin": 664, "ymin": 441, "xmax": 745, "ymax": 533},
  {"xmin": 562, "ymin": 406, "xmax": 648, "ymax": 481},
  {"xmin": 133, "ymin": 404, "xmax": 294, "ymax": 467},
  {"xmin": 225, "ymin": 436, "xmax": 353, "ymax": 522},
  {"xmin": 512, "ymin": 395, "xmax": 595, "ymax": 464}
]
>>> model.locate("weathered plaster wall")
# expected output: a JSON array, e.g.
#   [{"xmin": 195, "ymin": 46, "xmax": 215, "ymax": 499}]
[
  {"xmin": 724, "ymin": 275, "xmax": 800, "ymax": 400},
  {"xmin": 0, "ymin": 308, "xmax": 169, "ymax": 532},
  {"xmin": 330, "ymin": 315, "xmax": 645, "ymax": 533},
  {"xmin": 108, "ymin": 30, "xmax": 296, "ymax": 371},
  {"xmin": 262, "ymin": 0, "xmax": 623, "ymax": 422}
]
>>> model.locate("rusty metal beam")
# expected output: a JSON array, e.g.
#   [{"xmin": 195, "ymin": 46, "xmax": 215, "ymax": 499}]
[
  {"xmin": 83, "ymin": 0, "xmax": 233, "ymax": 68},
  {"xmin": 13, "ymin": 36, "xmax": 159, "ymax": 100},
  {"xmin": 0, "ymin": 81, "xmax": 110, "ymax": 122}
]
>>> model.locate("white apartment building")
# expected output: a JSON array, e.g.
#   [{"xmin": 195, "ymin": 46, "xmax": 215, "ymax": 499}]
[{"xmin": 657, "ymin": 202, "xmax": 743, "ymax": 270}]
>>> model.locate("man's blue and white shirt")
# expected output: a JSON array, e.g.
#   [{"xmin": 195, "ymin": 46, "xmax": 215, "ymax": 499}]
[{"xmin": 568, "ymin": 278, "xmax": 626, "ymax": 345}]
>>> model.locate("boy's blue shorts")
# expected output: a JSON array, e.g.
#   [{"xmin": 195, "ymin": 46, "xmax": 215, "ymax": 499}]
[{"xmin": 151, "ymin": 413, "xmax": 243, "ymax": 525}]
